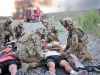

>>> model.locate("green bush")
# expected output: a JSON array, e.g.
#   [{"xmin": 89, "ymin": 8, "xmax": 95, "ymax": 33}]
[
  {"xmin": 48, "ymin": 19, "xmax": 60, "ymax": 26},
  {"xmin": 74, "ymin": 9, "xmax": 100, "ymax": 37}
]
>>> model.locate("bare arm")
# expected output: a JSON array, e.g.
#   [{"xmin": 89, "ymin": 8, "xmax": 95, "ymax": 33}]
[
  {"xmin": 0, "ymin": 50, "xmax": 7, "ymax": 55},
  {"xmin": 53, "ymin": 44, "xmax": 64, "ymax": 55},
  {"xmin": 4, "ymin": 51, "xmax": 16, "ymax": 57}
]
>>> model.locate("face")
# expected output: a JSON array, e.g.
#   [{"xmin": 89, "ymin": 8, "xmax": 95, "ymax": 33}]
[
  {"xmin": 64, "ymin": 25, "xmax": 69, "ymax": 30},
  {"xmin": 19, "ymin": 28, "xmax": 23, "ymax": 32},
  {"xmin": 37, "ymin": 31, "xmax": 44, "ymax": 40},
  {"xmin": 5, "ymin": 21, "xmax": 10, "ymax": 26},
  {"xmin": 43, "ymin": 22, "xmax": 48, "ymax": 27}
]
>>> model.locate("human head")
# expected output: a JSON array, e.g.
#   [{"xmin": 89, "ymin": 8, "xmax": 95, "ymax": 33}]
[
  {"xmin": 60, "ymin": 17, "xmax": 74, "ymax": 30},
  {"xmin": 15, "ymin": 32, "xmax": 21, "ymax": 39},
  {"xmin": 6, "ymin": 17, "xmax": 12, "ymax": 26},
  {"xmin": 42, "ymin": 19, "xmax": 48, "ymax": 27},
  {"xmin": 18, "ymin": 22, "xmax": 23, "ymax": 28},
  {"xmin": 36, "ymin": 27, "xmax": 46, "ymax": 39}
]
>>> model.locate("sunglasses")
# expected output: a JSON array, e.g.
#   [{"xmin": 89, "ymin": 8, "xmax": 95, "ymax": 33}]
[
  {"xmin": 18, "ymin": 25, "xmax": 23, "ymax": 28},
  {"xmin": 64, "ymin": 25, "xmax": 68, "ymax": 27},
  {"xmin": 7, "ymin": 21, "xmax": 12, "ymax": 24}
]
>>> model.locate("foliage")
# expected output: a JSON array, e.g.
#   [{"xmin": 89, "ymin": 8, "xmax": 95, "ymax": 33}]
[
  {"xmin": 47, "ymin": 19, "xmax": 60, "ymax": 26},
  {"xmin": 74, "ymin": 9, "xmax": 100, "ymax": 38}
]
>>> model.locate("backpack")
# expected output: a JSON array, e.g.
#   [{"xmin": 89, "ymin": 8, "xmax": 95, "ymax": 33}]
[
  {"xmin": 51, "ymin": 25, "xmax": 59, "ymax": 35},
  {"xmin": 16, "ymin": 31, "xmax": 43, "ymax": 62},
  {"xmin": 74, "ymin": 28, "xmax": 88, "ymax": 44}
]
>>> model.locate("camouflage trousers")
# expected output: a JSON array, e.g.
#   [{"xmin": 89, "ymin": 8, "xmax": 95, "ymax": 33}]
[
  {"xmin": 21, "ymin": 62, "xmax": 42, "ymax": 74},
  {"xmin": 65, "ymin": 49, "xmax": 92, "ymax": 63},
  {"xmin": 0, "ymin": 33, "xmax": 5, "ymax": 50}
]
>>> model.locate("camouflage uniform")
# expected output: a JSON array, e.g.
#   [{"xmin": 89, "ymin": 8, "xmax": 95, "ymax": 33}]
[
  {"xmin": 45, "ymin": 33, "xmax": 60, "ymax": 52},
  {"xmin": 60, "ymin": 17, "xmax": 92, "ymax": 63},
  {"xmin": 3, "ymin": 22, "xmax": 15, "ymax": 39},
  {"xmin": 0, "ymin": 17, "xmax": 15, "ymax": 50},
  {"xmin": 46, "ymin": 33, "xmax": 59, "ymax": 43},
  {"xmin": 46, "ymin": 24, "xmax": 59, "ymax": 36},
  {"xmin": 36, "ymin": 27, "xmax": 46, "ymax": 40},
  {"xmin": 15, "ymin": 32, "xmax": 44, "ymax": 74},
  {"xmin": 14, "ymin": 22, "xmax": 25, "ymax": 39},
  {"xmin": 42, "ymin": 20, "xmax": 59, "ymax": 36},
  {"xmin": 0, "ymin": 24, "xmax": 5, "ymax": 50}
]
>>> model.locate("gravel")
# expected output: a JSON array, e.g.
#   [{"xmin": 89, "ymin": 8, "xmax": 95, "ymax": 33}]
[
  {"xmin": 1, "ymin": 20, "xmax": 99, "ymax": 75},
  {"xmin": 26, "ymin": 24, "xmax": 100, "ymax": 75}
]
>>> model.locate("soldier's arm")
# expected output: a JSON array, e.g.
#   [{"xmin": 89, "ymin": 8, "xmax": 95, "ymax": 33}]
[
  {"xmin": 10, "ymin": 26, "xmax": 15, "ymax": 39},
  {"xmin": 66, "ymin": 34, "xmax": 78, "ymax": 53}
]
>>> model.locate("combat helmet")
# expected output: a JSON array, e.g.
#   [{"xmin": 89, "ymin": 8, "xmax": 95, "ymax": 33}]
[
  {"xmin": 36, "ymin": 27, "xmax": 46, "ymax": 39},
  {"xmin": 18, "ymin": 22, "xmax": 23, "ymax": 28},
  {"xmin": 36, "ymin": 27, "xmax": 46, "ymax": 34},
  {"xmin": 42, "ymin": 19, "xmax": 48, "ymax": 27},
  {"xmin": 59, "ymin": 17, "xmax": 73, "ymax": 27},
  {"xmin": 6, "ymin": 17, "xmax": 12, "ymax": 24}
]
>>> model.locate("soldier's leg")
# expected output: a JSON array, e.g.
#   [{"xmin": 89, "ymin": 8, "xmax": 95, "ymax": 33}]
[
  {"xmin": 77, "ymin": 50, "xmax": 86, "ymax": 62},
  {"xmin": 79, "ymin": 50, "xmax": 92, "ymax": 62},
  {"xmin": 22, "ymin": 62, "xmax": 42, "ymax": 74},
  {"xmin": 0, "ymin": 33, "xmax": 5, "ymax": 49}
]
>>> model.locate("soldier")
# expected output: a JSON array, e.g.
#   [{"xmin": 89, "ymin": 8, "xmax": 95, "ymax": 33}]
[
  {"xmin": 0, "ymin": 24, "xmax": 5, "ymax": 51},
  {"xmin": 59, "ymin": 17, "xmax": 92, "ymax": 63},
  {"xmin": 14, "ymin": 22, "xmax": 25, "ymax": 39},
  {"xmin": 36, "ymin": 27, "xmax": 46, "ymax": 40},
  {"xmin": 0, "ymin": 17, "xmax": 15, "ymax": 50},
  {"xmin": 46, "ymin": 33, "xmax": 59, "ymax": 43},
  {"xmin": 5, "ymin": 31, "xmax": 44, "ymax": 75},
  {"xmin": 42, "ymin": 20, "xmax": 59, "ymax": 36}
]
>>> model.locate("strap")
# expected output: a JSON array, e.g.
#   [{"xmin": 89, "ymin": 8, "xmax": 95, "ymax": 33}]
[{"xmin": 73, "ymin": 28, "xmax": 84, "ymax": 42}]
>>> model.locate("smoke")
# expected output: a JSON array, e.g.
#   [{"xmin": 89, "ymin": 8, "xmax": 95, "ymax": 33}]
[
  {"xmin": 69, "ymin": 0, "xmax": 100, "ymax": 11},
  {"xmin": 12, "ymin": 0, "xmax": 100, "ymax": 18},
  {"xmin": 49, "ymin": 0, "xmax": 100, "ymax": 12},
  {"xmin": 12, "ymin": 0, "xmax": 53, "ymax": 18}
]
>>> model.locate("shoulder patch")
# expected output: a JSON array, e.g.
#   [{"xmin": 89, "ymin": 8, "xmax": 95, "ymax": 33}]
[{"xmin": 73, "ymin": 37, "xmax": 76, "ymax": 42}]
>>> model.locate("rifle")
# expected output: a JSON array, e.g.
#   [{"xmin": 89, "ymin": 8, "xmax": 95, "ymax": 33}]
[{"xmin": 78, "ymin": 65, "xmax": 100, "ymax": 72}]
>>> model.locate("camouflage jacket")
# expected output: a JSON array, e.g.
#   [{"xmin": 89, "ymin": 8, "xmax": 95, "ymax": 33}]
[
  {"xmin": 3, "ymin": 22, "xmax": 15, "ymax": 39},
  {"xmin": 65, "ymin": 28, "xmax": 88, "ymax": 53}
]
